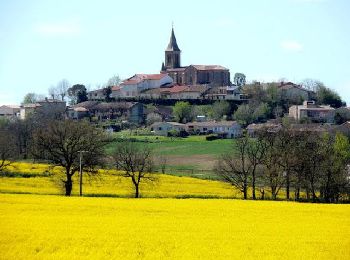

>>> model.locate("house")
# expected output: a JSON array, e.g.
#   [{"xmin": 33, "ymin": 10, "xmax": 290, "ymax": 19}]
[
  {"xmin": 140, "ymin": 85, "xmax": 210, "ymax": 100},
  {"xmin": 278, "ymin": 82, "xmax": 312, "ymax": 101},
  {"xmin": 145, "ymin": 106, "xmax": 173, "ymax": 121},
  {"xmin": 71, "ymin": 101, "xmax": 146, "ymax": 124},
  {"xmin": 246, "ymin": 122, "xmax": 282, "ymax": 137},
  {"xmin": 88, "ymin": 88, "xmax": 107, "ymax": 101},
  {"xmin": 20, "ymin": 103, "xmax": 42, "ymax": 120},
  {"xmin": 186, "ymin": 121, "xmax": 242, "ymax": 138},
  {"xmin": 111, "ymin": 86, "xmax": 122, "ymax": 99},
  {"xmin": 150, "ymin": 122, "xmax": 186, "ymax": 136},
  {"xmin": 205, "ymin": 86, "xmax": 242, "ymax": 100},
  {"xmin": 0, "ymin": 105, "xmax": 20, "ymax": 118},
  {"xmin": 289, "ymin": 100, "xmax": 335, "ymax": 123},
  {"xmin": 117, "ymin": 74, "xmax": 173, "ymax": 98},
  {"xmin": 67, "ymin": 106, "xmax": 89, "ymax": 120},
  {"xmin": 20, "ymin": 99, "xmax": 66, "ymax": 120}
]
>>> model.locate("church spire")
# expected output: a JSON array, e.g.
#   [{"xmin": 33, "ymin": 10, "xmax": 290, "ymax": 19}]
[{"xmin": 166, "ymin": 26, "xmax": 180, "ymax": 52}]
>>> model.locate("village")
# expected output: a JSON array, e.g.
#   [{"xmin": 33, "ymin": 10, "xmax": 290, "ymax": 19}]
[{"xmin": 1, "ymin": 27, "xmax": 349, "ymax": 139}]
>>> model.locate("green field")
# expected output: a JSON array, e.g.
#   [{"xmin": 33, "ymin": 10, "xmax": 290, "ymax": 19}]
[
  {"xmin": 1, "ymin": 194, "xmax": 349, "ymax": 259},
  {"xmin": 106, "ymin": 133, "xmax": 235, "ymax": 179}
]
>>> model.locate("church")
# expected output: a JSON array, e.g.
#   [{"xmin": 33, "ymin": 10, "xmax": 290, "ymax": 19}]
[{"xmin": 161, "ymin": 27, "xmax": 231, "ymax": 87}]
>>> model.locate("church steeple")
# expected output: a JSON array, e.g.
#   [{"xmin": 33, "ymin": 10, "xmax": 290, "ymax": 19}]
[
  {"xmin": 166, "ymin": 27, "xmax": 181, "ymax": 52},
  {"xmin": 164, "ymin": 26, "xmax": 181, "ymax": 69}
]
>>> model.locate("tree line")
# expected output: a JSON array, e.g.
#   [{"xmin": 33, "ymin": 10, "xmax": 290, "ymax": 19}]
[
  {"xmin": 1, "ymin": 114, "xmax": 349, "ymax": 202},
  {"xmin": 0, "ymin": 116, "xmax": 154, "ymax": 198},
  {"xmin": 215, "ymin": 128, "xmax": 350, "ymax": 203}
]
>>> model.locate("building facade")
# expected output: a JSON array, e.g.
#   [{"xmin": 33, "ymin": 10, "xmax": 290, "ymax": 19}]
[
  {"xmin": 289, "ymin": 100, "xmax": 335, "ymax": 123},
  {"xmin": 161, "ymin": 27, "xmax": 231, "ymax": 87}
]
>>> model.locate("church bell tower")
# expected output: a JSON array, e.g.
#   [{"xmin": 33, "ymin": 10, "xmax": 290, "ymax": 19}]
[{"xmin": 164, "ymin": 27, "xmax": 181, "ymax": 69}]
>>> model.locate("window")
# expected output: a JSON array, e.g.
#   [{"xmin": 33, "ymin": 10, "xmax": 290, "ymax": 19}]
[{"xmin": 167, "ymin": 55, "xmax": 171, "ymax": 64}]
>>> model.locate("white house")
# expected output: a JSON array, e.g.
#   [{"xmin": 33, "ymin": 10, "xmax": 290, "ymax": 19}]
[
  {"xmin": 150, "ymin": 122, "xmax": 186, "ymax": 136},
  {"xmin": 186, "ymin": 121, "xmax": 242, "ymax": 138},
  {"xmin": 115, "ymin": 74, "xmax": 173, "ymax": 98}
]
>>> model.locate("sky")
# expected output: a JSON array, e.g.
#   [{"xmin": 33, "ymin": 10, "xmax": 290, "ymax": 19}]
[{"xmin": 0, "ymin": 0, "xmax": 350, "ymax": 105}]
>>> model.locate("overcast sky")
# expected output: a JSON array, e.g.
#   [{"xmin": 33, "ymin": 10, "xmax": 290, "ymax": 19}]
[{"xmin": 1, "ymin": 0, "xmax": 349, "ymax": 105}]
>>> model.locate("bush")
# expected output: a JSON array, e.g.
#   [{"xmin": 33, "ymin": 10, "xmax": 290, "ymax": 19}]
[{"xmin": 206, "ymin": 134, "xmax": 219, "ymax": 141}]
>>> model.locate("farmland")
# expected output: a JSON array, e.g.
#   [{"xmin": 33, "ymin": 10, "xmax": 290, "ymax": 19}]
[
  {"xmin": 107, "ymin": 133, "xmax": 235, "ymax": 179},
  {"xmin": 0, "ymin": 162, "xmax": 239, "ymax": 199},
  {"xmin": 1, "ymin": 194, "xmax": 349, "ymax": 259}
]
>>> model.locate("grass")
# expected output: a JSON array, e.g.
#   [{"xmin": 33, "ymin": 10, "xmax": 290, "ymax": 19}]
[
  {"xmin": 106, "ymin": 133, "xmax": 235, "ymax": 179},
  {"xmin": 0, "ymin": 193, "xmax": 349, "ymax": 259}
]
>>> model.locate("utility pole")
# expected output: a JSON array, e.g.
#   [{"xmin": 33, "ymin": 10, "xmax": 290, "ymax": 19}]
[{"xmin": 78, "ymin": 151, "xmax": 88, "ymax": 196}]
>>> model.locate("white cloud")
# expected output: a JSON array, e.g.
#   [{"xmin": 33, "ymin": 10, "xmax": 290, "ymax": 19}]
[
  {"xmin": 280, "ymin": 40, "xmax": 303, "ymax": 51},
  {"xmin": 34, "ymin": 21, "xmax": 81, "ymax": 36}
]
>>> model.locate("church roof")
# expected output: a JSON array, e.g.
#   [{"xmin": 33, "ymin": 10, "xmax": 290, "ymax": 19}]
[
  {"xmin": 191, "ymin": 65, "xmax": 228, "ymax": 71},
  {"xmin": 166, "ymin": 28, "xmax": 181, "ymax": 52}
]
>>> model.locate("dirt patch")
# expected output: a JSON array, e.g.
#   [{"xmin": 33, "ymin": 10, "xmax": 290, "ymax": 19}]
[{"xmin": 163, "ymin": 154, "xmax": 217, "ymax": 169}]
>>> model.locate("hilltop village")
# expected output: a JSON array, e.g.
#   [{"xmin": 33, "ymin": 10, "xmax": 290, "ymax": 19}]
[{"xmin": 1, "ymin": 28, "xmax": 349, "ymax": 138}]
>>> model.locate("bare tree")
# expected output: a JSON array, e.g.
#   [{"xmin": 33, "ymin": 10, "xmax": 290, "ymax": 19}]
[
  {"xmin": 112, "ymin": 141, "xmax": 155, "ymax": 198},
  {"xmin": 106, "ymin": 75, "xmax": 121, "ymax": 87},
  {"xmin": 48, "ymin": 85, "xmax": 59, "ymax": 100},
  {"xmin": 57, "ymin": 79, "xmax": 70, "ymax": 101},
  {"xmin": 32, "ymin": 120, "xmax": 106, "ymax": 196},
  {"xmin": 247, "ymin": 136, "xmax": 266, "ymax": 199},
  {"xmin": 215, "ymin": 136, "xmax": 250, "ymax": 199},
  {"xmin": 0, "ymin": 128, "xmax": 15, "ymax": 172},
  {"xmin": 259, "ymin": 132, "xmax": 285, "ymax": 200},
  {"xmin": 158, "ymin": 155, "xmax": 167, "ymax": 174}
]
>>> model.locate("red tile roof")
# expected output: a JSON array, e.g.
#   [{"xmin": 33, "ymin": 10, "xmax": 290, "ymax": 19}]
[
  {"xmin": 111, "ymin": 86, "xmax": 121, "ymax": 91},
  {"xmin": 121, "ymin": 74, "xmax": 168, "ymax": 85}
]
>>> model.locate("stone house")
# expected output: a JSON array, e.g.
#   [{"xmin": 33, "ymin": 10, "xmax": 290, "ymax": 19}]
[
  {"xmin": 278, "ymin": 82, "xmax": 312, "ymax": 101},
  {"xmin": 71, "ymin": 101, "xmax": 146, "ymax": 124},
  {"xmin": 67, "ymin": 106, "xmax": 89, "ymax": 120},
  {"xmin": 0, "ymin": 105, "xmax": 20, "ymax": 118},
  {"xmin": 20, "ymin": 99, "xmax": 66, "ymax": 120},
  {"xmin": 289, "ymin": 100, "xmax": 335, "ymax": 123},
  {"xmin": 88, "ymin": 88, "xmax": 107, "ymax": 101}
]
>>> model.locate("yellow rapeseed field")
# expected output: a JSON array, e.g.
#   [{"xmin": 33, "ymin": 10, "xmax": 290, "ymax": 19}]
[
  {"xmin": 0, "ymin": 194, "xmax": 349, "ymax": 259},
  {"xmin": 1, "ymin": 162, "xmax": 240, "ymax": 198}
]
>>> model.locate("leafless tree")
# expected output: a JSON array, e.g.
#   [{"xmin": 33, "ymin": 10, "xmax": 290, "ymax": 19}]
[
  {"xmin": 112, "ymin": 141, "xmax": 155, "ymax": 198},
  {"xmin": 247, "ymin": 135, "xmax": 266, "ymax": 199},
  {"xmin": 158, "ymin": 155, "xmax": 167, "ymax": 174},
  {"xmin": 57, "ymin": 79, "xmax": 70, "ymax": 101},
  {"xmin": 48, "ymin": 85, "xmax": 59, "ymax": 100},
  {"xmin": 106, "ymin": 75, "xmax": 121, "ymax": 87},
  {"xmin": 259, "ymin": 132, "xmax": 285, "ymax": 200},
  {"xmin": 32, "ymin": 120, "xmax": 106, "ymax": 196},
  {"xmin": 214, "ymin": 136, "xmax": 250, "ymax": 199},
  {"xmin": 0, "ymin": 128, "xmax": 15, "ymax": 172}
]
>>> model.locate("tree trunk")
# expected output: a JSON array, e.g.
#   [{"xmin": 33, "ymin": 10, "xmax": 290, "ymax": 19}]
[
  {"xmin": 65, "ymin": 174, "xmax": 73, "ymax": 196},
  {"xmin": 286, "ymin": 170, "xmax": 290, "ymax": 200},
  {"xmin": 243, "ymin": 176, "xmax": 248, "ymax": 200},
  {"xmin": 252, "ymin": 171, "xmax": 256, "ymax": 200},
  {"xmin": 135, "ymin": 183, "xmax": 140, "ymax": 198}
]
